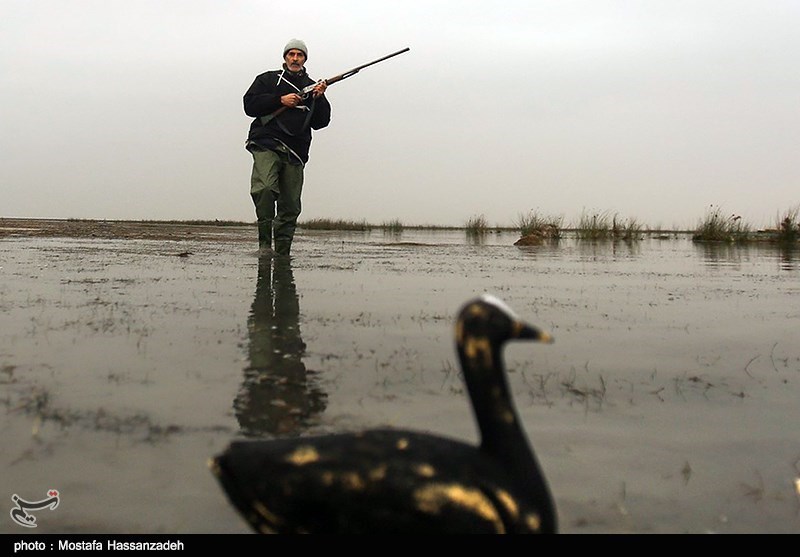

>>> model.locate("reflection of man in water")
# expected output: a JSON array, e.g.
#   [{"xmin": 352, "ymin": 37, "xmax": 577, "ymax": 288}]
[{"xmin": 235, "ymin": 257, "xmax": 326, "ymax": 436}]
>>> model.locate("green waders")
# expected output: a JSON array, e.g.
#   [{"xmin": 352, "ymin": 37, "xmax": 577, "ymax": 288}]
[{"xmin": 250, "ymin": 146, "xmax": 304, "ymax": 256}]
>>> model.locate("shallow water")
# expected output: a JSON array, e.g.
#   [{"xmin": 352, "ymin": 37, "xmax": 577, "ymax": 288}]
[{"xmin": 1, "ymin": 225, "xmax": 799, "ymax": 533}]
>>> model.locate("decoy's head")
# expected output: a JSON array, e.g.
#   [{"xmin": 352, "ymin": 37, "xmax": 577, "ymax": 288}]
[{"xmin": 456, "ymin": 295, "xmax": 553, "ymax": 355}]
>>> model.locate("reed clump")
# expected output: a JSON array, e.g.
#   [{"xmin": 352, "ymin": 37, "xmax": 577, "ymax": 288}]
[
  {"xmin": 515, "ymin": 210, "xmax": 563, "ymax": 239},
  {"xmin": 692, "ymin": 205, "xmax": 751, "ymax": 243},
  {"xmin": 573, "ymin": 211, "xmax": 643, "ymax": 241},
  {"xmin": 380, "ymin": 219, "xmax": 405, "ymax": 233},
  {"xmin": 611, "ymin": 215, "xmax": 643, "ymax": 241},
  {"xmin": 300, "ymin": 218, "xmax": 369, "ymax": 231},
  {"xmin": 575, "ymin": 211, "xmax": 612, "ymax": 240},
  {"xmin": 465, "ymin": 214, "xmax": 489, "ymax": 236},
  {"xmin": 776, "ymin": 206, "xmax": 800, "ymax": 244}
]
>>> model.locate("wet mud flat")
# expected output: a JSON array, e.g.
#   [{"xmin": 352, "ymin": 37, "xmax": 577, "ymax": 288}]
[{"xmin": 1, "ymin": 219, "xmax": 799, "ymax": 533}]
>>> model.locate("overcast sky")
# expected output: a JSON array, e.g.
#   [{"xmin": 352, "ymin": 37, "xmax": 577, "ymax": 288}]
[{"xmin": 2, "ymin": 0, "xmax": 798, "ymax": 228}]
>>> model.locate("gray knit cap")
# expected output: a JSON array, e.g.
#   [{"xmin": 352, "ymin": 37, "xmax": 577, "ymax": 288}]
[{"xmin": 283, "ymin": 39, "xmax": 308, "ymax": 59}]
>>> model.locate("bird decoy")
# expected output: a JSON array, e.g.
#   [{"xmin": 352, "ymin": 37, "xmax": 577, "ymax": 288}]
[{"xmin": 210, "ymin": 295, "xmax": 557, "ymax": 534}]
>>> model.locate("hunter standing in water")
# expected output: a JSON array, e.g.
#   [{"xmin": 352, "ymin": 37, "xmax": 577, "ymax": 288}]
[{"xmin": 244, "ymin": 39, "xmax": 331, "ymax": 257}]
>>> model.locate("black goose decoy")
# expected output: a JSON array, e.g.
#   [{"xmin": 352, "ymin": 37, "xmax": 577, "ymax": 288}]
[{"xmin": 210, "ymin": 295, "xmax": 557, "ymax": 534}]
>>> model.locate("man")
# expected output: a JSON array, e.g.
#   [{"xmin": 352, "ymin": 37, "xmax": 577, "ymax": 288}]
[{"xmin": 244, "ymin": 39, "xmax": 331, "ymax": 257}]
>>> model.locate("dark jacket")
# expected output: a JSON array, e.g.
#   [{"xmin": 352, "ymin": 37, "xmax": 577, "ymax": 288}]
[{"xmin": 244, "ymin": 65, "xmax": 331, "ymax": 164}]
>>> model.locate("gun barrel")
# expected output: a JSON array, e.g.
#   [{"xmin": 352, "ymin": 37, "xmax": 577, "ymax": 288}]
[
  {"xmin": 326, "ymin": 47, "xmax": 410, "ymax": 85},
  {"xmin": 355, "ymin": 47, "xmax": 410, "ymax": 71},
  {"xmin": 263, "ymin": 47, "xmax": 410, "ymax": 122}
]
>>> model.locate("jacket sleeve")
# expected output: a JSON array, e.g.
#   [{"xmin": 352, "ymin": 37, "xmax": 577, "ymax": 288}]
[
  {"xmin": 243, "ymin": 73, "xmax": 283, "ymax": 118},
  {"xmin": 310, "ymin": 95, "xmax": 331, "ymax": 130}
]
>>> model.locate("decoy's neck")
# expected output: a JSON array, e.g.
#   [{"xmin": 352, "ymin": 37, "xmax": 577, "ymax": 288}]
[
  {"xmin": 457, "ymin": 336, "xmax": 557, "ymax": 532},
  {"xmin": 457, "ymin": 337, "xmax": 528, "ymax": 455}
]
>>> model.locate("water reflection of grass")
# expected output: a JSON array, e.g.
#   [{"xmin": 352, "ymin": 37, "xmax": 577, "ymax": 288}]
[
  {"xmin": 510, "ymin": 358, "xmax": 765, "ymax": 413},
  {"xmin": 9, "ymin": 384, "xmax": 195, "ymax": 444}
]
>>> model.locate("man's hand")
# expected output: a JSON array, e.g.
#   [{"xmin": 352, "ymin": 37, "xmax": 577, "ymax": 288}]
[
  {"xmin": 280, "ymin": 93, "xmax": 303, "ymax": 108},
  {"xmin": 311, "ymin": 80, "xmax": 327, "ymax": 98}
]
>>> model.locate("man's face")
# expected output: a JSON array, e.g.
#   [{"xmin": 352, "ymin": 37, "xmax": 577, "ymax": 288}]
[{"xmin": 284, "ymin": 49, "xmax": 306, "ymax": 72}]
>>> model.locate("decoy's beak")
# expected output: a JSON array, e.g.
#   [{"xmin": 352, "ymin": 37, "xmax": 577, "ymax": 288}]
[{"xmin": 514, "ymin": 320, "xmax": 554, "ymax": 344}]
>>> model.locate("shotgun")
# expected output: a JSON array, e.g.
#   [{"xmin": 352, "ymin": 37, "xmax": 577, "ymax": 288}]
[{"xmin": 261, "ymin": 47, "xmax": 410, "ymax": 124}]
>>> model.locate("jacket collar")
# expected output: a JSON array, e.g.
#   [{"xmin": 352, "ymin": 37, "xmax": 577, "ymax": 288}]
[{"xmin": 281, "ymin": 63, "xmax": 306, "ymax": 78}]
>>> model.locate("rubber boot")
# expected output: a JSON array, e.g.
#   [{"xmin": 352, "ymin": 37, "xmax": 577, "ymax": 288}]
[
  {"xmin": 258, "ymin": 223, "xmax": 273, "ymax": 256},
  {"xmin": 274, "ymin": 238, "xmax": 292, "ymax": 257}
]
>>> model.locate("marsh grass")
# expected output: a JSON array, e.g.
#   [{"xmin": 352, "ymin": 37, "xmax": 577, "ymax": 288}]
[
  {"xmin": 380, "ymin": 219, "xmax": 405, "ymax": 233},
  {"xmin": 172, "ymin": 219, "xmax": 250, "ymax": 227},
  {"xmin": 692, "ymin": 205, "xmax": 751, "ymax": 243},
  {"xmin": 300, "ymin": 218, "xmax": 369, "ymax": 231},
  {"xmin": 65, "ymin": 218, "xmax": 252, "ymax": 227},
  {"xmin": 575, "ymin": 211, "xmax": 612, "ymax": 240},
  {"xmin": 465, "ymin": 214, "xmax": 489, "ymax": 236},
  {"xmin": 574, "ymin": 211, "xmax": 644, "ymax": 241},
  {"xmin": 776, "ymin": 206, "xmax": 800, "ymax": 244},
  {"xmin": 59, "ymin": 206, "xmax": 799, "ymax": 244},
  {"xmin": 611, "ymin": 215, "xmax": 643, "ymax": 241},
  {"xmin": 515, "ymin": 210, "xmax": 563, "ymax": 239}
]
